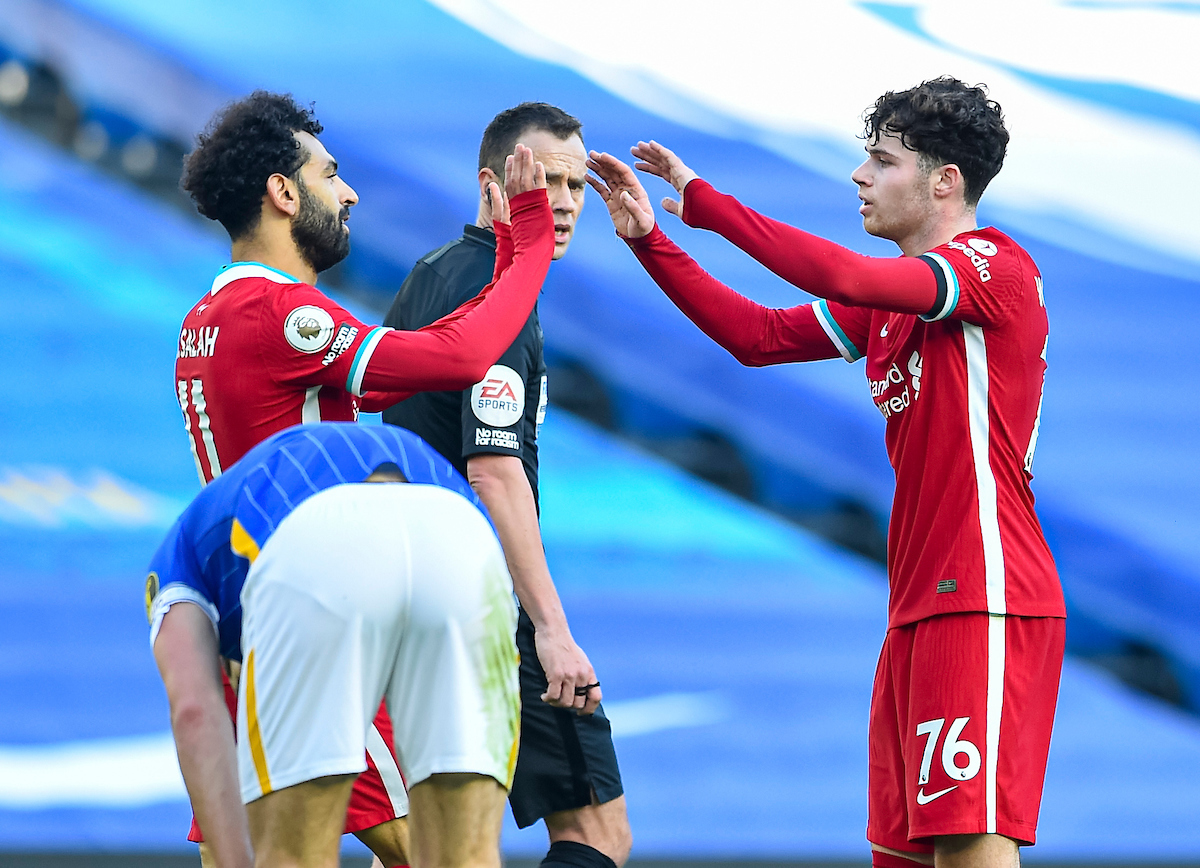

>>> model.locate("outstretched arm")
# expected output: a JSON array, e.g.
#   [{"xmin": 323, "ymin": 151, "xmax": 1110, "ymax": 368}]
[
  {"xmin": 154, "ymin": 604, "xmax": 252, "ymax": 868},
  {"xmin": 587, "ymin": 150, "xmax": 842, "ymax": 365},
  {"xmin": 357, "ymin": 146, "xmax": 554, "ymax": 393},
  {"xmin": 631, "ymin": 140, "xmax": 938, "ymax": 315}
]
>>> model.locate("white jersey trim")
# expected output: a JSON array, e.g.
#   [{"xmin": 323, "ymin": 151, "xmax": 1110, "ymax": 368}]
[
  {"xmin": 1025, "ymin": 337, "xmax": 1048, "ymax": 474},
  {"xmin": 149, "ymin": 584, "xmax": 219, "ymax": 649},
  {"xmin": 985, "ymin": 613, "xmax": 1006, "ymax": 835},
  {"xmin": 346, "ymin": 327, "xmax": 393, "ymax": 397},
  {"xmin": 811, "ymin": 300, "xmax": 863, "ymax": 363},
  {"xmin": 301, "ymin": 386, "xmax": 322, "ymax": 424},
  {"xmin": 366, "ymin": 722, "xmax": 410, "ymax": 818},
  {"xmin": 210, "ymin": 262, "xmax": 300, "ymax": 296},
  {"xmin": 963, "ymin": 323, "xmax": 1006, "ymax": 614}
]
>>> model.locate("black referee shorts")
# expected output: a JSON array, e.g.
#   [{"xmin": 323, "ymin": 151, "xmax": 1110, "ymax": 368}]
[{"xmin": 509, "ymin": 608, "xmax": 624, "ymax": 828}]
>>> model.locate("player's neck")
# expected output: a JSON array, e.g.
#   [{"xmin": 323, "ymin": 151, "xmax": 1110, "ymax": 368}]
[
  {"xmin": 230, "ymin": 236, "xmax": 317, "ymax": 286},
  {"xmin": 896, "ymin": 209, "xmax": 978, "ymax": 258}
]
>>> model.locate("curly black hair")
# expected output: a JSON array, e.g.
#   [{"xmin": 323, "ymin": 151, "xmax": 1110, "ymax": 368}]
[
  {"xmin": 181, "ymin": 91, "xmax": 323, "ymax": 240},
  {"xmin": 478, "ymin": 102, "xmax": 583, "ymax": 178},
  {"xmin": 863, "ymin": 77, "xmax": 1008, "ymax": 207}
]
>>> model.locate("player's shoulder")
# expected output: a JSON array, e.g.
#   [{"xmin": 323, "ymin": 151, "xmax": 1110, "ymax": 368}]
[
  {"xmin": 931, "ymin": 227, "xmax": 1034, "ymax": 284},
  {"xmin": 210, "ymin": 262, "xmax": 306, "ymax": 297}
]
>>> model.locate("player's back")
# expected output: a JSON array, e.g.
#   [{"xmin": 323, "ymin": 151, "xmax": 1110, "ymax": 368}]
[
  {"xmin": 176, "ymin": 263, "xmax": 380, "ymax": 482},
  {"xmin": 147, "ymin": 423, "xmax": 490, "ymax": 660}
]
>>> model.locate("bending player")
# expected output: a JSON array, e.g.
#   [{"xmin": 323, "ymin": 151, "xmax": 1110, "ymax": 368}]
[
  {"xmin": 174, "ymin": 91, "xmax": 552, "ymax": 865},
  {"xmin": 148, "ymin": 422, "xmax": 520, "ymax": 868},
  {"xmin": 587, "ymin": 78, "xmax": 1065, "ymax": 868}
]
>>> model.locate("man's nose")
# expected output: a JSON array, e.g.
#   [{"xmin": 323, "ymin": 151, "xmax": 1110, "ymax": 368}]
[{"xmin": 549, "ymin": 183, "xmax": 575, "ymax": 211}]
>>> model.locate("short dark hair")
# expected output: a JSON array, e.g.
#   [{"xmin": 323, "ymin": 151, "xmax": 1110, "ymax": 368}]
[
  {"xmin": 478, "ymin": 102, "xmax": 583, "ymax": 178},
  {"xmin": 181, "ymin": 91, "xmax": 323, "ymax": 240},
  {"xmin": 863, "ymin": 77, "xmax": 1008, "ymax": 206}
]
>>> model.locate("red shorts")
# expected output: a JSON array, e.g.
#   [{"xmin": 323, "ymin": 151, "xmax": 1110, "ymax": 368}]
[
  {"xmin": 187, "ymin": 671, "xmax": 407, "ymax": 842},
  {"xmin": 867, "ymin": 613, "xmax": 1064, "ymax": 854}
]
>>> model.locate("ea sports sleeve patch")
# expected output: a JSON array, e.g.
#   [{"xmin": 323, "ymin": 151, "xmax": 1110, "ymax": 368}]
[{"xmin": 468, "ymin": 364, "xmax": 525, "ymax": 451}]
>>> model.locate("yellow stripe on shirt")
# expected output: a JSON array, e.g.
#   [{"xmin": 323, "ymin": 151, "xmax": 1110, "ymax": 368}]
[{"xmin": 230, "ymin": 518, "xmax": 260, "ymax": 563}]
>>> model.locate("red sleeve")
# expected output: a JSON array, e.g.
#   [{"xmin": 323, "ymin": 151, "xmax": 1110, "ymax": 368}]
[
  {"xmin": 358, "ymin": 390, "xmax": 414, "ymax": 413},
  {"xmin": 356, "ymin": 188, "xmax": 553, "ymax": 393},
  {"xmin": 492, "ymin": 218, "xmax": 514, "ymax": 279},
  {"xmin": 258, "ymin": 285, "xmax": 380, "ymax": 392},
  {"xmin": 624, "ymin": 224, "xmax": 849, "ymax": 366},
  {"xmin": 681, "ymin": 179, "xmax": 940, "ymax": 316},
  {"xmin": 919, "ymin": 231, "xmax": 1029, "ymax": 328}
]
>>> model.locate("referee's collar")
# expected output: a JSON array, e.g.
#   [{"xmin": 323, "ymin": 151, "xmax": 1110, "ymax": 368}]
[
  {"xmin": 463, "ymin": 224, "xmax": 497, "ymax": 250},
  {"xmin": 211, "ymin": 261, "xmax": 301, "ymax": 296}
]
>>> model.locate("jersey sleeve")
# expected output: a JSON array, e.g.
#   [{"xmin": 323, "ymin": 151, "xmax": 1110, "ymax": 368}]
[
  {"xmin": 356, "ymin": 189, "xmax": 553, "ymax": 394},
  {"xmin": 625, "ymin": 223, "xmax": 851, "ymax": 365},
  {"xmin": 146, "ymin": 517, "xmax": 218, "ymax": 648},
  {"xmin": 681, "ymin": 178, "xmax": 941, "ymax": 316},
  {"xmin": 810, "ymin": 298, "xmax": 871, "ymax": 362},
  {"xmin": 258, "ymin": 284, "xmax": 390, "ymax": 397},
  {"xmin": 459, "ymin": 331, "xmax": 535, "ymax": 461},
  {"xmin": 918, "ymin": 234, "xmax": 1028, "ymax": 328}
]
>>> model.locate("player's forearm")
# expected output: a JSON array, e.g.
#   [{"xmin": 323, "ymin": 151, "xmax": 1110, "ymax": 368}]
[
  {"xmin": 467, "ymin": 454, "xmax": 569, "ymax": 634},
  {"xmin": 358, "ymin": 190, "xmax": 552, "ymax": 393},
  {"xmin": 154, "ymin": 606, "xmax": 252, "ymax": 868},
  {"xmin": 626, "ymin": 225, "xmax": 837, "ymax": 365},
  {"xmin": 170, "ymin": 699, "xmax": 253, "ymax": 868},
  {"xmin": 492, "ymin": 218, "xmax": 514, "ymax": 280},
  {"xmin": 681, "ymin": 179, "xmax": 938, "ymax": 314}
]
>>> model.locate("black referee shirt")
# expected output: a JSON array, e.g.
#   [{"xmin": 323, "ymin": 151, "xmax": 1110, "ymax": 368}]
[{"xmin": 382, "ymin": 224, "xmax": 547, "ymax": 507}]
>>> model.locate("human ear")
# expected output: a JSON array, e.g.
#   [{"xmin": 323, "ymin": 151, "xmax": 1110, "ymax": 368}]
[
  {"xmin": 478, "ymin": 167, "xmax": 499, "ymax": 202},
  {"xmin": 265, "ymin": 173, "xmax": 298, "ymax": 217},
  {"xmin": 933, "ymin": 164, "xmax": 963, "ymax": 201}
]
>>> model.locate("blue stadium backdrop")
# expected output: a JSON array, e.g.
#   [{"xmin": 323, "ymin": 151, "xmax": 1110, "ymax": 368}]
[{"xmin": 1, "ymin": 0, "xmax": 1199, "ymax": 860}]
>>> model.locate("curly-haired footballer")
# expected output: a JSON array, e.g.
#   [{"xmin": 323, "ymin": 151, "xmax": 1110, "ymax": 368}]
[
  {"xmin": 588, "ymin": 78, "xmax": 1064, "ymax": 868},
  {"xmin": 173, "ymin": 90, "xmax": 554, "ymax": 868}
]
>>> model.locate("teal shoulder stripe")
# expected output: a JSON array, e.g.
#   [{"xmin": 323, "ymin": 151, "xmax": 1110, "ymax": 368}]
[
  {"xmin": 919, "ymin": 253, "xmax": 960, "ymax": 322},
  {"xmin": 814, "ymin": 300, "xmax": 863, "ymax": 362},
  {"xmin": 345, "ymin": 327, "xmax": 388, "ymax": 395}
]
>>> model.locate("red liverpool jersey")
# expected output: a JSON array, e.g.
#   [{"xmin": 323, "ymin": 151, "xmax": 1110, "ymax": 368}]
[
  {"xmin": 625, "ymin": 180, "xmax": 1064, "ymax": 629},
  {"xmin": 175, "ymin": 263, "xmax": 389, "ymax": 482},
  {"xmin": 174, "ymin": 187, "xmax": 553, "ymax": 482},
  {"xmin": 813, "ymin": 227, "xmax": 1064, "ymax": 627}
]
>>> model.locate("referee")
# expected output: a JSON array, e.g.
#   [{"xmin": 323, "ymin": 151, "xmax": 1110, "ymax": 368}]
[{"xmin": 383, "ymin": 103, "xmax": 630, "ymax": 868}]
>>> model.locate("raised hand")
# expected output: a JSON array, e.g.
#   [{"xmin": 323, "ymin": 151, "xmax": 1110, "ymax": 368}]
[
  {"xmin": 585, "ymin": 150, "xmax": 656, "ymax": 238},
  {"xmin": 631, "ymin": 140, "xmax": 698, "ymax": 218},
  {"xmin": 503, "ymin": 143, "xmax": 547, "ymax": 210}
]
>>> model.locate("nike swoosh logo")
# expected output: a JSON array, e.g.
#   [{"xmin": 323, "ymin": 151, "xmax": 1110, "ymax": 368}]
[
  {"xmin": 880, "ymin": 322, "xmax": 889, "ymax": 337},
  {"xmin": 916, "ymin": 785, "xmax": 958, "ymax": 805}
]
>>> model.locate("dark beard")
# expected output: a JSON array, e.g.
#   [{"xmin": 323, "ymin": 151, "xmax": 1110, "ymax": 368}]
[{"xmin": 291, "ymin": 177, "xmax": 350, "ymax": 274}]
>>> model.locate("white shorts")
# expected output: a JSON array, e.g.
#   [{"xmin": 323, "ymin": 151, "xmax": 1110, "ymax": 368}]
[{"xmin": 236, "ymin": 482, "xmax": 520, "ymax": 804}]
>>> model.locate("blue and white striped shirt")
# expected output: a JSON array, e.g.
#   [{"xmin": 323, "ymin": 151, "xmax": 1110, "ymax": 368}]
[{"xmin": 146, "ymin": 422, "xmax": 488, "ymax": 659}]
